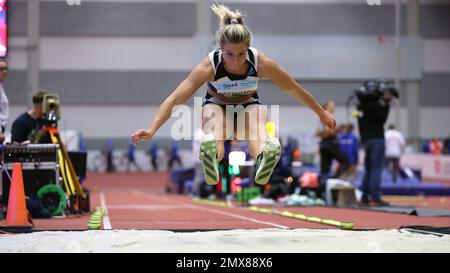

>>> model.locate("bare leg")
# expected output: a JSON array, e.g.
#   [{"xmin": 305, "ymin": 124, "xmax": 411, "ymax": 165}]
[
  {"xmin": 238, "ymin": 104, "xmax": 280, "ymax": 185},
  {"xmin": 243, "ymin": 104, "xmax": 268, "ymax": 160},
  {"xmin": 200, "ymin": 104, "xmax": 229, "ymax": 185},
  {"xmin": 202, "ymin": 104, "xmax": 227, "ymax": 160}
]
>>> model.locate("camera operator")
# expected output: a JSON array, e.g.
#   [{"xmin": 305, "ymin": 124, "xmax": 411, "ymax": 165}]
[
  {"xmin": 355, "ymin": 81, "xmax": 398, "ymax": 207},
  {"xmin": 11, "ymin": 90, "xmax": 51, "ymax": 144}
]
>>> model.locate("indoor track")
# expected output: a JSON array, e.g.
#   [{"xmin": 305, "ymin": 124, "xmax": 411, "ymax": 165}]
[{"xmin": 12, "ymin": 172, "xmax": 450, "ymax": 232}]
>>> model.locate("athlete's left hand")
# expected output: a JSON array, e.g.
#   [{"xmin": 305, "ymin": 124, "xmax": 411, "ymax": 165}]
[
  {"xmin": 131, "ymin": 129, "xmax": 154, "ymax": 145},
  {"xmin": 319, "ymin": 110, "xmax": 336, "ymax": 130}
]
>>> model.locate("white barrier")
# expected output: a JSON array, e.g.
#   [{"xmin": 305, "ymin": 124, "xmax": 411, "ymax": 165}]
[{"xmin": 401, "ymin": 154, "xmax": 450, "ymax": 181}]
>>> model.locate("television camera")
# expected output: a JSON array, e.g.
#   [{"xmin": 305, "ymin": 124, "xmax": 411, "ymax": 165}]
[{"xmin": 42, "ymin": 93, "xmax": 61, "ymax": 127}]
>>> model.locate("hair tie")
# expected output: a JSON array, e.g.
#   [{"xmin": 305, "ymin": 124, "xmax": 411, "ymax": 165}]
[{"xmin": 230, "ymin": 18, "xmax": 239, "ymax": 24}]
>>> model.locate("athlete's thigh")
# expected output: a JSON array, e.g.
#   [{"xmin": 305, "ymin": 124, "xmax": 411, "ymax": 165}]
[
  {"xmin": 238, "ymin": 104, "xmax": 268, "ymax": 141},
  {"xmin": 202, "ymin": 103, "xmax": 226, "ymax": 140}
]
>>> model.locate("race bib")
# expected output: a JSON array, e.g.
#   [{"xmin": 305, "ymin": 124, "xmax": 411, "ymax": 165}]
[{"xmin": 211, "ymin": 77, "xmax": 258, "ymax": 98}]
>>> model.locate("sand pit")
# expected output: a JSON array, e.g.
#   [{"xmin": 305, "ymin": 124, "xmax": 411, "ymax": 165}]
[{"xmin": 1, "ymin": 228, "xmax": 449, "ymax": 253}]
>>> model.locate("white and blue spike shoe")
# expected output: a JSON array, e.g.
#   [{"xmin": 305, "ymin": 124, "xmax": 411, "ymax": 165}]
[
  {"xmin": 199, "ymin": 134, "xmax": 219, "ymax": 185},
  {"xmin": 255, "ymin": 137, "xmax": 281, "ymax": 185}
]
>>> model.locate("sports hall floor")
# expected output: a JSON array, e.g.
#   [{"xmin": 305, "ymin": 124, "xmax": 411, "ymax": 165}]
[{"xmin": 4, "ymin": 172, "xmax": 449, "ymax": 232}]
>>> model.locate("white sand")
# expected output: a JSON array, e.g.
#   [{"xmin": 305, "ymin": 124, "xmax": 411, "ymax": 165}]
[{"xmin": 1, "ymin": 228, "xmax": 449, "ymax": 253}]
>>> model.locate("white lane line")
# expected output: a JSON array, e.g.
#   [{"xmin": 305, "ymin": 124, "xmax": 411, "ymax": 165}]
[
  {"xmin": 187, "ymin": 204, "xmax": 289, "ymax": 229},
  {"xmin": 107, "ymin": 204, "xmax": 189, "ymax": 210},
  {"xmin": 131, "ymin": 190, "xmax": 289, "ymax": 229},
  {"xmin": 99, "ymin": 191, "xmax": 112, "ymax": 230}
]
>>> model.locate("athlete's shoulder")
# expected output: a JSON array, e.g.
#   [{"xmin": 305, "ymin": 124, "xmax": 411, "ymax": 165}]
[
  {"xmin": 256, "ymin": 50, "xmax": 277, "ymax": 77},
  {"xmin": 256, "ymin": 50, "xmax": 271, "ymax": 64},
  {"xmin": 248, "ymin": 47, "xmax": 258, "ymax": 54},
  {"xmin": 195, "ymin": 56, "xmax": 215, "ymax": 81},
  {"xmin": 207, "ymin": 48, "xmax": 222, "ymax": 73}
]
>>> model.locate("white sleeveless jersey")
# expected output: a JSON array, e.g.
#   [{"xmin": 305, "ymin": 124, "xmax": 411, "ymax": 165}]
[{"xmin": 207, "ymin": 47, "xmax": 259, "ymax": 98}]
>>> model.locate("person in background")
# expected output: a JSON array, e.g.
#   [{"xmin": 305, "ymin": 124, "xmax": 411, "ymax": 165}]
[
  {"xmin": 221, "ymin": 140, "xmax": 232, "ymax": 194},
  {"xmin": 168, "ymin": 140, "xmax": 183, "ymax": 171},
  {"xmin": 338, "ymin": 123, "xmax": 360, "ymax": 181},
  {"xmin": 101, "ymin": 139, "xmax": 115, "ymax": 172},
  {"xmin": 356, "ymin": 83, "xmax": 397, "ymax": 206},
  {"xmin": 11, "ymin": 90, "xmax": 48, "ymax": 144},
  {"xmin": 126, "ymin": 140, "xmax": 142, "ymax": 172},
  {"xmin": 384, "ymin": 124, "xmax": 406, "ymax": 183},
  {"xmin": 0, "ymin": 58, "xmax": 9, "ymax": 144},
  {"xmin": 148, "ymin": 140, "xmax": 159, "ymax": 171},
  {"xmin": 443, "ymin": 137, "xmax": 450, "ymax": 155},
  {"xmin": 422, "ymin": 138, "xmax": 431, "ymax": 153},
  {"xmin": 316, "ymin": 101, "xmax": 350, "ymax": 198},
  {"xmin": 429, "ymin": 138, "xmax": 442, "ymax": 155}
]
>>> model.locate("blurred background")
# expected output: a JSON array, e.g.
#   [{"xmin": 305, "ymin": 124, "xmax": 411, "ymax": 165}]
[{"xmin": 3, "ymin": 0, "xmax": 450, "ymax": 173}]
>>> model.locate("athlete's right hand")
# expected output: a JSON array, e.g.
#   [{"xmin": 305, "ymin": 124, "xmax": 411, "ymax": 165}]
[
  {"xmin": 318, "ymin": 110, "xmax": 337, "ymax": 130},
  {"xmin": 131, "ymin": 129, "xmax": 154, "ymax": 145}
]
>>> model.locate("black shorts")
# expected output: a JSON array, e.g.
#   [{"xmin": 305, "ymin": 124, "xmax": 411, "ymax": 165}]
[
  {"xmin": 202, "ymin": 92, "xmax": 261, "ymax": 108},
  {"xmin": 202, "ymin": 93, "xmax": 263, "ymax": 139}
]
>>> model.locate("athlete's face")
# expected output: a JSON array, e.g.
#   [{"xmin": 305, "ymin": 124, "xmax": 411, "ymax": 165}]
[{"xmin": 221, "ymin": 42, "xmax": 248, "ymax": 71}]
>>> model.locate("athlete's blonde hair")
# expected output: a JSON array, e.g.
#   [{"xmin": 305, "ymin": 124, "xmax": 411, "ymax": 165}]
[{"xmin": 211, "ymin": 4, "xmax": 252, "ymax": 47}]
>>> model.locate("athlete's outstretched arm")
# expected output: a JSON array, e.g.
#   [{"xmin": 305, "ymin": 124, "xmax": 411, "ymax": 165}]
[
  {"xmin": 131, "ymin": 58, "xmax": 213, "ymax": 144},
  {"xmin": 258, "ymin": 51, "xmax": 336, "ymax": 129}
]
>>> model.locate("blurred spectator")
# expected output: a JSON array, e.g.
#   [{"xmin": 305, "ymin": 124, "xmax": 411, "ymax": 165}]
[
  {"xmin": 0, "ymin": 58, "xmax": 9, "ymax": 144},
  {"xmin": 356, "ymin": 85, "xmax": 396, "ymax": 206},
  {"xmin": 430, "ymin": 138, "xmax": 442, "ymax": 155},
  {"xmin": 316, "ymin": 101, "xmax": 350, "ymax": 199},
  {"xmin": 147, "ymin": 140, "xmax": 159, "ymax": 171},
  {"xmin": 385, "ymin": 124, "xmax": 405, "ymax": 183},
  {"xmin": 126, "ymin": 140, "xmax": 142, "ymax": 172},
  {"xmin": 443, "ymin": 138, "xmax": 450, "ymax": 155},
  {"xmin": 102, "ymin": 139, "xmax": 115, "ymax": 172},
  {"xmin": 168, "ymin": 140, "xmax": 183, "ymax": 170},
  {"xmin": 11, "ymin": 90, "xmax": 49, "ymax": 144},
  {"xmin": 422, "ymin": 138, "xmax": 431, "ymax": 153},
  {"xmin": 338, "ymin": 123, "xmax": 360, "ymax": 181},
  {"xmin": 278, "ymin": 136, "xmax": 293, "ymax": 176},
  {"xmin": 222, "ymin": 140, "xmax": 232, "ymax": 194},
  {"xmin": 79, "ymin": 135, "xmax": 88, "ymax": 152}
]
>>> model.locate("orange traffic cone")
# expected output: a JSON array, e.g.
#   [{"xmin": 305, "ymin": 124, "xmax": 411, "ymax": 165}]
[{"xmin": 5, "ymin": 163, "xmax": 32, "ymax": 229}]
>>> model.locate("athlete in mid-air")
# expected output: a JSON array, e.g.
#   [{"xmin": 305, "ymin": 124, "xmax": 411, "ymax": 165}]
[{"xmin": 132, "ymin": 4, "xmax": 336, "ymax": 186}]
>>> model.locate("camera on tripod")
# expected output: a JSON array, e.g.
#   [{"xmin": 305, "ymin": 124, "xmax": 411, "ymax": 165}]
[
  {"xmin": 42, "ymin": 93, "xmax": 61, "ymax": 127},
  {"xmin": 354, "ymin": 80, "xmax": 399, "ymax": 102}
]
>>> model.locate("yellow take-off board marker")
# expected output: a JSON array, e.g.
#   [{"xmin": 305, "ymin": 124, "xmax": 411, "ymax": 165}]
[{"xmin": 250, "ymin": 206, "xmax": 354, "ymax": 230}]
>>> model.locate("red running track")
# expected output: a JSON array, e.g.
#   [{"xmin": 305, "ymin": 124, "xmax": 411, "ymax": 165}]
[{"xmin": 3, "ymin": 172, "xmax": 450, "ymax": 231}]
